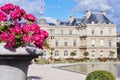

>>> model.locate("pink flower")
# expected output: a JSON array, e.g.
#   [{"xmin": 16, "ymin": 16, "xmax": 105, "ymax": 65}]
[
  {"xmin": 0, "ymin": 32, "xmax": 8, "ymax": 42},
  {"xmin": 6, "ymin": 40, "xmax": 15, "ymax": 48},
  {"xmin": 0, "ymin": 4, "xmax": 49, "ymax": 49},
  {"xmin": 10, "ymin": 25, "xmax": 23, "ymax": 34},
  {"xmin": 0, "ymin": 3, "xmax": 15, "ymax": 14},
  {"xmin": 30, "ymin": 24, "xmax": 40, "ymax": 33},
  {"xmin": 23, "ymin": 25, "xmax": 30, "ymax": 33},
  {"xmin": 25, "ymin": 14, "xmax": 36, "ymax": 22},
  {"xmin": 33, "ymin": 34, "xmax": 41, "ymax": 41},
  {"xmin": 10, "ymin": 9, "xmax": 21, "ymax": 20},
  {"xmin": 9, "ymin": 33, "xmax": 15, "ymax": 41},
  {"xmin": 40, "ymin": 29, "xmax": 49, "ymax": 39},
  {"xmin": 0, "ymin": 11, "xmax": 7, "ymax": 22},
  {"xmin": 22, "ymin": 34, "xmax": 30, "ymax": 43}
]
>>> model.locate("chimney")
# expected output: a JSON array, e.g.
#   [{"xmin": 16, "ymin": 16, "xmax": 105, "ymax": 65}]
[
  {"xmin": 86, "ymin": 10, "xmax": 92, "ymax": 19},
  {"xmin": 69, "ymin": 15, "xmax": 74, "ymax": 23},
  {"xmin": 56, "ymin": 19, "xmax": 61, "ymax": 25},
  {"xmin": 101, "ymin": 10, "xmax": 106, "ymax": 15}
]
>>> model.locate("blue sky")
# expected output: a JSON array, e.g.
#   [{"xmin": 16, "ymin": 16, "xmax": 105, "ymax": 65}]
[
  {"xmin": 0, "ymin": 0, "xmax": 120, "ymax": 31},
  {"xmin": 44, "ymin": 0, "xmax": 84, "ymax": 20}
]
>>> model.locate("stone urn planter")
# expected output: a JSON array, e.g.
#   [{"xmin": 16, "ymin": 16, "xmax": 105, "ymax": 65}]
[
  {"xmin": 0, "ymin": 3, "xmax": 48, "ymax": 80},
  {"xmin": 0, "ymin": 43, "xmax": 43, "ymax": 80}
]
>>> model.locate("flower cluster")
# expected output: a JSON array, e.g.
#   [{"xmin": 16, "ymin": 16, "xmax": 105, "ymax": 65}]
[{"xmin": 0, "ymin": 3, "xmax": 48, "ymax": 49}]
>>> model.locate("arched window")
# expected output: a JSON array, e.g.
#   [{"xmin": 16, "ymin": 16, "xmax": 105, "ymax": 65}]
[
  {"xmin": 64, "ymin": 50, "xmax": 68, "ymax": 56},
  {"xmin": 55, "ymin": 51, "xmax": 59, "ymax": 56}
]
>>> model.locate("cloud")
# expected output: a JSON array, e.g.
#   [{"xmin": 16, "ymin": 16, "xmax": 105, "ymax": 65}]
[
  {"xmin": 72, "ymin": 0, "xmax": 111, "ymax": 12},
  {"xmin": 0, "ymin": 0, "xmax": 45, "ymax": 17},
  {"xmin": 43, "ymin": 17, "xmax": 57, "ymax": 24},
  {"xmin": 72, "ymin": 0, "xmax": 120, "ymax": 31}
]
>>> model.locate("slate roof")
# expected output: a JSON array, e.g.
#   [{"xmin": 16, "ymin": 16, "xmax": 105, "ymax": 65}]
[
  {"xmin": 83, "ymin": 12, "xmax": 113, "ymax": 24},
  {"xmin": 38, "ymin": 11, "xmax": 113, "ymax": 26}
]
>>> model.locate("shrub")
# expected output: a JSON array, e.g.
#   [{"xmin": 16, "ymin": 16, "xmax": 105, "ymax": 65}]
[{"xmin": 86, "ymin": 70, "xmax": 116, "ymax": 80}]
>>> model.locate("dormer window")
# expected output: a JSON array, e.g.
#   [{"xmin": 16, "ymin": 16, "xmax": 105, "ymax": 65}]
[{"xmin": 92, "ymin": 21, "xmax": 95, "ymax": 24}]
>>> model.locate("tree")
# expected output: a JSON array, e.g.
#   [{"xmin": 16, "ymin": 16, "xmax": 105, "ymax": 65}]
[
  {"xmin": 43, "ymin": 39, "xmax": 50, "ymax": 49},
  {"xmin": 83, "ymin": 52, "xmax": 89, "ymax": 58},
  {"xmin": 70, "ymin": 51, "xmax": 76, "ymax": 57},
  {"xmin": 109, "ymin": 51, "xmax": 115, "ymax": 58}
]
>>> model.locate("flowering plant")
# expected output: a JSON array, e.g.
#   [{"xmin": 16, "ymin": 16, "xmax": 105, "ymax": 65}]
[{"xmin": 0, "ymin": 3, "xmax": 48, "ymax": 49}]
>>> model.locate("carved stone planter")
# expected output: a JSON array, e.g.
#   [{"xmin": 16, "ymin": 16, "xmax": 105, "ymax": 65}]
[{"xmin": 0, "ymin": 43, "xmax": 42, "ymax": 80}]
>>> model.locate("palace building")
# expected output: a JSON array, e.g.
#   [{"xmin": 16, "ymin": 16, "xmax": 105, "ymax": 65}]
[{"xmin": 38, "ymin": 10, "xmax": 117, "ymax": 59}]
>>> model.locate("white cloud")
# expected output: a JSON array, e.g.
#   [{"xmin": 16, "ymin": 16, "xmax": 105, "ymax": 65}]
[
  {"xmin": 0, "ymin": 0, "xmax": 45, "ymax": 17},
  {"xmin": 43, "ymin": 17, "xmax": 57, "ymax": 24},
  {"xmin": 72, "ymin": 0, "xmax": 111, "ymax": 12}
]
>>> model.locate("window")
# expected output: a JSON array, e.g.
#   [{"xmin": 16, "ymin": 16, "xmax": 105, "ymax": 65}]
[
  {"xmin": 100, "ymin": 40, "xmax": 104, "ymax": 46},
  {"xmin": 109, "ymin": 29, "xmax": 112, "ymax": 34},
  {"xmin": 100, "ymin": 30, "xmax": 103, "ymax": 35},
  {"xmin": 64, "ymin": 50, "xmax": 68, "ymax": 56},
  {"xmin": 91, "ymin": 30, "xmax": 94, "ymax": 35},
  {"xmin": 91, "ymin": 40, "xmax": 95, "ymax": 47},
  {"xmin": 61, "ymin": 30, "xmax": 63, "ymax": 35},
  {"xmin": 43, "ymin": 51, "xmax": 46, "ymax": 56},
  {"xmin": 64, "ymin": 41, "xmax": 68, "ymax": 46},
  {"xmin": 55, "ymin": 40, "xmax": 59, "ymax": 47},
  {"xmin": 69, "ymin": 30, "xmax": 72, "ymax": 35},
  {"xmin": 100, "ymin": 50, "xmax": 103, "ymax": 56},
  {"xmin": 74, "ymin": 50, "xmax": 77, "ymax": 56},
  {"xmin": 91, "ymin": 50, "xmax": 95, "ymax": 57},
  {"xmin": 109, "ymin": 40, "xmax": 112, "ymax": 47},
  {"xmin": 73, "ymin": 40, "xmax": 76, "ymax": 46},
  {"xmin": 55, "ymin": 51, "xmax": 59, "ymax": 56}
]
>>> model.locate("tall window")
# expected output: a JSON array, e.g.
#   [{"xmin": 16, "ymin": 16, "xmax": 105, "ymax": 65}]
[
  {"xmin": 100, "ymin": 30, "xmax": 103, "ymax": 35},
  {"xmin": 64, "ymin": 50, "xmax": 68, "ymax": 56},
  {"xmin": 100, "ymin": 50, "xmax": 103, "ymax": 57},
  {"xmin": 64, "ymin": 41, "xmax": 68, "ymax": 46},
  {"xmin": 109, "ymin": 40, "xmax": 112, "ymax": 47},
  {"xmin": 91, "ymin": 30, "xmax": 94, "ymax": 35},
  {"xmin": 55, "ymin": 51, "xmax": 59, "ymax": 56},
  {"xmin": 109, "ymin": 29, "xmax": 112, "ymax": 34},
  {"xmin": 55, "ymin": 40, "xmax": 59, "ymax": 47},
  {"xmin": 73, "ymin": 40, "xmax": 76, "ymax": 46},
  {"xmin": 61, "ymin": 30, "xmax": 63, "ymax": 35},
  {"xmin": 43, "ymin": 51, "xmax": 46, "ymax": 56},
  {"xmin": 74, "ymin": 50, "xmax": 77, "ymax": 56},
  {"xmin": 91, "ymin": 39, "xmax": 95, "ymax": 47},
  {"xmin": 91, "ymin": 50, "xmax": 95, "ymax": 57},
  {"xmin": 100, "ymin": 40, "xmax": 104, "ymax": 46},
  {"xmin": 69, "ymin": 30, "xmax": 72, "ymax": 35}
]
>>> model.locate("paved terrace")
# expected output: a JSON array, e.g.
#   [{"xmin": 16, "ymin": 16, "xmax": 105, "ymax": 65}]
[
  {"xmin": 28, "ymin": 64, "xmax": 86, "ymax": 80},
  {"xmin": 28, "ymin": 63, "xmax": 120, "ymax": 80}
]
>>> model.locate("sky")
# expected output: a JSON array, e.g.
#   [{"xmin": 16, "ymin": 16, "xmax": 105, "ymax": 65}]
[{"xmin": 0, "ymin": 0, "xmax": 120, "ymax": 31}]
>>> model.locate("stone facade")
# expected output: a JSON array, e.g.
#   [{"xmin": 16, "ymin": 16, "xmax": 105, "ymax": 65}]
[{"xmin": 38, "ymin": 11, "xmax": 117, "ymax": 59}]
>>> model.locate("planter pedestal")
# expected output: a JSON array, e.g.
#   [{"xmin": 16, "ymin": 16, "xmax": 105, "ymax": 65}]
[{"xmin": 0, "ymin": 54, "xmax": 39, "ymax": 80}]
